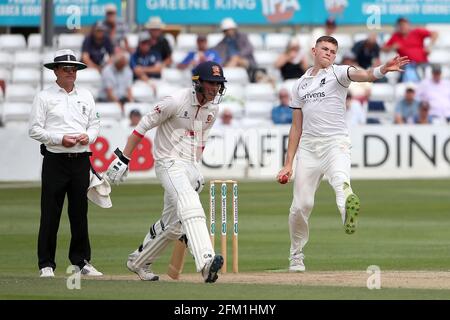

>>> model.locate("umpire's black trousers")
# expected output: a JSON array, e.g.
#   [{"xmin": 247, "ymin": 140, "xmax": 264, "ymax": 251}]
[{"xmin": 38, "ymin": 151, "xmax": 91, "ymax": 270}]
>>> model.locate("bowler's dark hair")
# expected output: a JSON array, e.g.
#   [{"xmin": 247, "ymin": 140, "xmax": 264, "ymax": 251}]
[{"xmin": 315, "ymin": 36, "xmax": 338, "ymax": 47}]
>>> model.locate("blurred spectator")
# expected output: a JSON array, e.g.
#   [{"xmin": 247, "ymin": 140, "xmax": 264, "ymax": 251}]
[
  {"xmin": 382, "ymin": 17, "xmax": 438, "ymax": 82},
  {"xmin": 214, "ymin": 17, "xmax": 257, "ymax": 79},
  {"xmin": 311, "ymin": 17, "xmax": 338, "ymax": 48},
  {"xmin": 324, "ymin": 18, "xmax": 337, "ymax": 36},
  {"xmin": 220, "ymin": 109, "xmax": 233, "ymax": 126},
  {"xmin": 341, "ymin": 51, "xmax": 357, "ymax": 66},
  {"xmin": 271, "ymin": 88, "xmax": 293, "ymax": 124},
  {"xmin": 416, "ymin": 64, "xmax": 450, "ymax": 123},
  {"xmin": 214, "ymin": 108, "xmax": 239, "ymax": 129},
  {"xmin": 102, "ymin": 3, "xmax": 131, "ymax": 53},
  {"xmin": 348, "ymin": 81, "xmax": 371, "ymax": 105},
  {"xmin": 98, "ymin": 52, "xmax": 134, "ymax": 112},
  {"xmin": 81, "ymin": 21, "xmax": 114, "ymax": 72},
  {"xmin": 345, "ymin": 93, "xmax": 366, "ymax": 127},
  {"xmin": 414, "ymin": 101, "xmax": 432, "ymax": 124},
  {"xmin": 177, "ymin": 35, "xmax": 222, "ymax": 70},
  {"xmin": 394, "ymin": 86, "xmax": 420, "ymax": 124},
  {"xmin": 145, "ymin": 16, "xmax": 173, "ymax": 67},
  {"xmin": 129, "ymin": 109, "xmax": 142, "ymax": 127},
  {"xmin": 275, "ymin": 38, "xmax": 308, "ymax": 81},
  {"xmin": 351, "ymin": 33, "xmax": 381, "ymax": 69},
  {"xmin": 130, "ymin": 32, "xmax": 163, "ymax": 80},
  {"xmin": 0, "ymin": 79, "xmax": 5, "ymax": 98}
]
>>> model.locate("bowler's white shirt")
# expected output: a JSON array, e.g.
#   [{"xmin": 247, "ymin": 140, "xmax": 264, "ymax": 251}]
[
  {"xmin": 28, "ymin": 83, "xmax": 100, "ymax": 153},
  {"xmin": 135, "ymin": 88, "xmax": 219, "ymax": 162},
  {"xmin": 291, "ymin": 64, "xmax": 353, "ymax": 137}
]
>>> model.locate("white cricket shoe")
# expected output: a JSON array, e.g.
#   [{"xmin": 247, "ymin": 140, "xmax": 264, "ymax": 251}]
[
  {"xmin": 126, "ymin": 259, "xmax": 159, "ymax": 281},
  {"xmin": 202, "ymin": 255, "xmax": 224, "ymax": 283},
  {"xmin": 289, "ymin": 253, "xmax": 306, "ymax": 272},
  {"xmin": 80, "ymin": 262, "xmax": 103, "ymax": 276},
  {"xmin": 39, "ymin": 267, "xmax": 55, "ymax": 278}
]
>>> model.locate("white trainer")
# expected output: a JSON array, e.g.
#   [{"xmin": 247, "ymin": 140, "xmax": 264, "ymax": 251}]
[
  {"xmin": 80, "ymin": 262, "xmax": 103, "ymax": 276},
  {"xmin": 39, "ymin": 267, "xmax": 55, "ymax": 278},
  {"xmin": 126, "ymin": 259, "xmax": 159, "ymax": 281},
  {"xmin": 289, "ymin": 253, "xmax": 306, "ymax": 272}
]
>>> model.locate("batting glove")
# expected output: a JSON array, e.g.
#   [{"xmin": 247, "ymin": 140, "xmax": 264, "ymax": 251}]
[
  {"xmin": 194, "ymin": 174, "xmax": 205, "ymax": 193},
  {"xmin": 106, "ymin": 148, "xmax": 130, "ymax": 185}
]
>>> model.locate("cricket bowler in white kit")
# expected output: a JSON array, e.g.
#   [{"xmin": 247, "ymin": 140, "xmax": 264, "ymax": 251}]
[
  {"xmin": 106, "ymin": 61, "xmax": 227, "ymax": 282},
  {"xmin": 277, "ymin": 36, "xmax": 409, "ymax": 272}
]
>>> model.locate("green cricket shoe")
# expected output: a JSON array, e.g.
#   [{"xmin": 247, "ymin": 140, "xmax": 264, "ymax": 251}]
[{"xmin": 344, "ymin": 192, "xmax": 360, "ymax": 235}]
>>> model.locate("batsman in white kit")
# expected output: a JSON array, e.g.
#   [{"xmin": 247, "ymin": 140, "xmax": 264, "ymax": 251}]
[
  {"xmin": 277, "ymin": 36, "xmax": 409, "ymax": 272},
  {"xmin": 106, "ymin": 61, "xmax": 227, "ymax": 282}
]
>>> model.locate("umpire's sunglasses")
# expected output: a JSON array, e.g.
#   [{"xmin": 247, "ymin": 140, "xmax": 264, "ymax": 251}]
[{"xmin": 59, "ymin": 65, "xmax": 78, "ymax": 73}]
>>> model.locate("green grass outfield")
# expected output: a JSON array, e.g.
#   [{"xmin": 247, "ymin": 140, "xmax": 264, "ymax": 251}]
[{"xmin": 1, "ymin": 179, "xmax": 450, "ymax": 300}]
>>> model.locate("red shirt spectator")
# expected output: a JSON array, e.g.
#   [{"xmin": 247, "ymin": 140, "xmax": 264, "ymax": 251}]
[
  {"xmin": 385, "ymin": 28, "xmax": 430, "ymax": 63},
  {"xmin": 383, "ymin": 17, "xmax": 438, "ymax": 64}
]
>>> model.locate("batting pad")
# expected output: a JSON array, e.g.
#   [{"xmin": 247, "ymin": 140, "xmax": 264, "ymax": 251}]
[
  {"xmin": 178, "ymin": 192, "xmax": 214, "ymax": 272},
  {"xmin": 132, "ymin": 222, "xmax": 182, "ymax": 269}
]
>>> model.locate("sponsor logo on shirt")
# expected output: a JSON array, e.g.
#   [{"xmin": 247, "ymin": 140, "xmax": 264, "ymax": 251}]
[
  {"xmin": 77, "ymin": 101, "xmax": 88, "ymax": 115},
  {"xmin": 302, "ymin": 92, "xmax": 326, "ymax": 100},
  {"xmin": 206, "ymin": 113, "xmax": 214, "ymax": 123},
  {"xmin": 320, "ymin": 77, "xmax": 326, "ymax": 87},
  {"xmin": 179, "ymin": 110, "xmax": 190, "ymax": 119}
]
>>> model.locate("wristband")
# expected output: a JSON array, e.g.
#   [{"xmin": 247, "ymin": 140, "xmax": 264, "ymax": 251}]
[
  {"xmin": 373, "ymin": 66, "xmax": 385, "ymax": 79},
  {"xmin": 132, "ymin": 129, "xmax": 144, "ymax": 138},
  {"xmin": 114, "ymin": 148, "xmax": 130, "ymax": 165}
]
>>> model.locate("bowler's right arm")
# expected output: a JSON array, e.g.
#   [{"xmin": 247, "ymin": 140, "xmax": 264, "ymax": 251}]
[{"xmin": 277, "ymin": 108, "xmax": 303, "ymax": 181}]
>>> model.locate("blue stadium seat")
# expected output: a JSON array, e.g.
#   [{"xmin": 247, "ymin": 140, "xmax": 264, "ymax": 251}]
[
  {"xmin": 368, "ymin": 100, "xmax": 386, "ymax": 112},
  {"xmin": 366, "ymin": 117, "xmax": 381, "ymax": 124}
]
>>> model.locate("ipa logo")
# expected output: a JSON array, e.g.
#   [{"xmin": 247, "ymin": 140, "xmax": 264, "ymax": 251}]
[
  {"xmin": 366, "ymin": 265, "xmax": 381, "ymax": 289},
  {"xmin": 66, "ymin": 265, "xmax": 81, "ymax": 290},
  {"xmin": 324, "ymin": 0, "xmax": 348, "ymax": 14},
  {"xmin": 262, "ymin": 0, "xmax": 301, "ymax": 23}
]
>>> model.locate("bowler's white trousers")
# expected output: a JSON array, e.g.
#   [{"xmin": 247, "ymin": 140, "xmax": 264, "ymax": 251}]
[
  {"xmin": 289, "ymin": 135, "xmax": 352, "ymax": 257},
  {"xmin": 131, "ymin": 159, "xmax": 214, "ymax": 271}
]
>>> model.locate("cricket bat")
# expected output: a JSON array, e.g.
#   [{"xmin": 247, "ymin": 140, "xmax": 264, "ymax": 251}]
[{"xmin": 167, "ymin": 237, "xmax": 187, "ymax": 280}]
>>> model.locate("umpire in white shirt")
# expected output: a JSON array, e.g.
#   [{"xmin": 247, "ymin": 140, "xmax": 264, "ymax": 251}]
[{"xmin": 29, "ymin": 49, "xmax": 102, "ymax": 277}]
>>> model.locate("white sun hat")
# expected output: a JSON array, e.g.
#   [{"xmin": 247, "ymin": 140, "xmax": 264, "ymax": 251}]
[
  {"xmin": 44, "ymin": 49, "xmax": 87, "ymax": 70},
  {"xmin": 221, "ymin": 17, "xmax": 238, "ymax": 31},
  {"xmin": 87, "ymin": 171, "xmax": 112, "ymax": 208}
]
